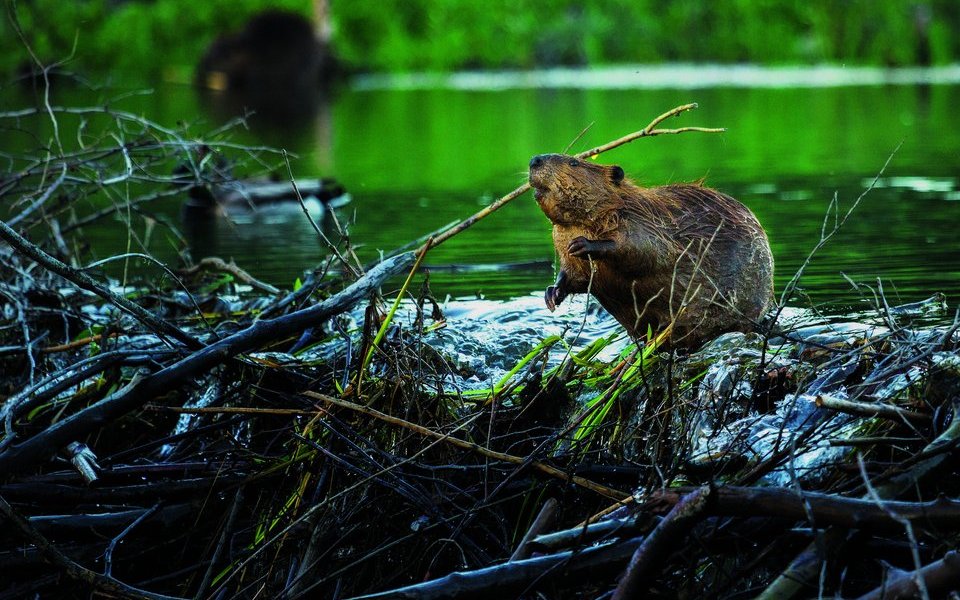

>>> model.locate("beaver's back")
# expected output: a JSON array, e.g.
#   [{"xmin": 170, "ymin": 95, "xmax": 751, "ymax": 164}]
[{"xmin": 607, "ymin": 183, "xmax": 774, "ymax": 345}]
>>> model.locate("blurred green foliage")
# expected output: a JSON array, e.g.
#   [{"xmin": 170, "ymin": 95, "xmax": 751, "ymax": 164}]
[
  {"xmin": 0, "ymin": 0, "xmax": 308, "ymax": 79},
  {"xmin": 334, "ymin": 0, "xmax": 960, "ymax": 70},
  {"xmin": 2, "ymin": 0, "xmax": 959, "ymax": 77}
]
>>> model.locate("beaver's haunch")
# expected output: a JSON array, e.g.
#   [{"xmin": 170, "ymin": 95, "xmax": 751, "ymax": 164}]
[{"xmin": 529, "ymin": 153, "xmax": 774, "ymax": 348}]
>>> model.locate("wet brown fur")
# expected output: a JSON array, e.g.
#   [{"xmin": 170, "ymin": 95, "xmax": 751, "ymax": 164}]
[{"xmin": 530, "ymin": 153, "xmax": 774, "ymax": 348}]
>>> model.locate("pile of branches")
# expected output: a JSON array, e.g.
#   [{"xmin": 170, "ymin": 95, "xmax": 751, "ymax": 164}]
[{"xmin": 3, "ymin": 99, "xmax": 960, "ymax": 600}]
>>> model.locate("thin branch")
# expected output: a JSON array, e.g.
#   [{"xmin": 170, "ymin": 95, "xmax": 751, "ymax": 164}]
[
  {"xmin": 424, "ymin": 103, "xmax": 721, "ymax": 251},
  {"xmin": 0, "ymin": 494, "xmax": 185, "ymax": 600},
  {"xmin": 304, "ymin": 391, "xmax": 629, "ymax": 500},
  {"xmin": 0, "ymin": 218, "xmax": 202, "ymax": 350}
]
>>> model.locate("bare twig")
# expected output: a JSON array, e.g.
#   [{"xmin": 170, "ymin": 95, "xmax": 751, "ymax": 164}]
[
  {"xmin": 0, "ymin": 494, "xmax": 185, "ymax": 600},
  {"xmin": 179, "ymin": 256, "xmax": 281, "ymax": 295},
  {"xmin": 0, "ymin": 218, "xmax": 203, "ymax": 350},
  {"xmin": 423, "ymin": 103, "xmax": 721, "ymax": 251},
  {"xmin": 813, "ymin": 393, "xmax": 930, "ymax": 424},
  {"xmin": 282, "ymin": 149, "xmax": 360, "ymax": 278},
  {"xmin": 304, "ymin": 391, "xmax": 630, "ymax": 500}
]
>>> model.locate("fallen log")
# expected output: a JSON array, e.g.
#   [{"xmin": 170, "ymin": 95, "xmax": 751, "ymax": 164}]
[
  {"xmin": 855, "ymin": 550, "xmax": 960, "ymax": 600},
  {"xmin": 350, "ymin": 533, "xmax": 647, "ymax": 600}
]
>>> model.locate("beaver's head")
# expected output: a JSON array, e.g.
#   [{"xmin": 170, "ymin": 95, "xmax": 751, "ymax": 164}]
[{"xmin": 528, "ymin": 153, "xmax": 625, "ymax": 225}]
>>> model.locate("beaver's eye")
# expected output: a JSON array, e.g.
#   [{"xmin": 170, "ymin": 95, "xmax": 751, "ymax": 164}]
[{"xmin": 568, "ymin": 159, "xmax": 579, "ymax": 167}]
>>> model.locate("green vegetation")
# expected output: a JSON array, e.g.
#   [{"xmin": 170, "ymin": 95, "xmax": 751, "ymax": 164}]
[
  {"xmin": 335, "ymin": 0, "xmax": 960, "ymax": 70},
  {"xmin": 1, "ymin": 0, "xmax": 308, "ymax": 79},
  {"xmin": 3, "ymin": 0, "xmax": 959, "ymax": 78}
]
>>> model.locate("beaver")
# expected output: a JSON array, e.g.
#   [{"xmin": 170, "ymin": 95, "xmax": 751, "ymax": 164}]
[
  {"xmin": 195, "ymin": 11, "xmax": 341, "ymax": 125},
  {"xmin": 529, "ymin": 153, "xmax": 774, "ymax": 348}
]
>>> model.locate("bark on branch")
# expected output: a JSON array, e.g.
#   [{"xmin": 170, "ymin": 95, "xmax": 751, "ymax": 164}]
[{"xmin": 855, "ymin": 551, "xmax": 960, "ymax": 600}]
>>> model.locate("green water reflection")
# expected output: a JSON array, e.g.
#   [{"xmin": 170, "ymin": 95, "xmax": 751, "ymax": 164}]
[{"xmin": 7, "ymin": 76, "xmax": 960, "ymax": 307}]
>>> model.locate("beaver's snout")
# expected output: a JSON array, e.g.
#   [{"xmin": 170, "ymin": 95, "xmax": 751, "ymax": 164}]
[
  {"xmin": 529, "ymin": 153, "xmax": 560, "ymax": 197},
  {"xmin": 529, "ymin": 153, "xmax": 564, "ymax": 171}
]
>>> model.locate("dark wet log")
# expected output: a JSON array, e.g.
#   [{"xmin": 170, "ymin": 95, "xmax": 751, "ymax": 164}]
[
  {"xmin": 352, "ymin": 534, "xmax": 647, "ymax": 600},
  {"xmin": 855, "ymin": 550, "xmax": 960, "ymax": 600},
  {"xmin": 0, "ymin": 252, "xmax": 414, "ymax": 476},
  {"xmin": 0, "ymin": 495, "xmax": 186, "ymax": 600},
  {"xmin": 612, "ymin": 487, "xmax": 711, "ymax": 600},
  {"xmin": 527, "ymin": 485, "xmax": 960, "ymax": 563},
  {"xmin": 649, "ymin": 486, "xmax": 960, "ymax": 531}
]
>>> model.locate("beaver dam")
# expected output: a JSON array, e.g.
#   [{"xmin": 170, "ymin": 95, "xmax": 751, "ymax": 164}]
[{"xmin": 3, "ymin": 103, "xmax": 960, "ymax": 600}]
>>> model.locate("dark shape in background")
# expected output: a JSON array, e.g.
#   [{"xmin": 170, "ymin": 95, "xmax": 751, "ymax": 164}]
[{"xmin": 194, "ymin": 9, "xmax": 342, "ymax": 129}]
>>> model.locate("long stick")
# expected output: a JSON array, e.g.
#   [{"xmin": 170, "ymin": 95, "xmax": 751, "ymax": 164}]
[
  {"xmin": 0, "ymin": 253, "xmax": 415, "ymax": 475},
  {"xmin": 425, "ymin": 103, "xmax": 722, "ymax": 251},
  {"xmin": 612, "ymin": 486, "xmax": 711, "ymax": 600},
  {"xmin": 0, "ymin": 218, "xmax": 202, "ymax": 350},
  {"xmin": 360, "ymin": 104, "xmax": 722, "ymax": 372},
  {"xmin": 304, "ymin": 391, "xmax": 629, "ymax": 500}
]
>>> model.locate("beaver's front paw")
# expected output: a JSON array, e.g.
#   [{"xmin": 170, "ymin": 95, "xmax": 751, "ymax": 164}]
[
  {"xmin": 568, "ymin": 237, "xmax": 590, "ymax": 257},
  {"xmin": 545, "ymin": 285, "xmax": 565, "ymax": 311},
  {"xmin": 568, "ymin": 237, "xmax": 614, "ymax": 258},
  {"xmin": 545, "ymin": 270, "xmax": 570, "ymax": 311}
]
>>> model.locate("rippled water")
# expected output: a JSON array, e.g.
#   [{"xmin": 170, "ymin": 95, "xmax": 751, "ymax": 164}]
[{"xmin": 7, "ymin": 65, "xmax": 960, "ymax": 309}]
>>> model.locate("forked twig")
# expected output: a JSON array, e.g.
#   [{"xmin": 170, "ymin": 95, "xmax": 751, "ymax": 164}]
[
  {"xmin": 359, "ymin": 104, "xmax": 723, "ymax": 374},
  {"xmin": 425, "ymin": 103, "xmax": 722, "ymax": 251}
]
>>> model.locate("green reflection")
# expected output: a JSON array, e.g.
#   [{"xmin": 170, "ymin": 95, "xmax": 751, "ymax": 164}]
[{"xmin": 4, "ymin": 79, "xmax": 960, "ymax": 307}]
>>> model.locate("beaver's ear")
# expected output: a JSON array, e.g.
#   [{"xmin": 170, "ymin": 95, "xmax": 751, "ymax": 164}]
[{"xmin": 610, "ymin": 165, "xmax": 625, "ymax": 184}]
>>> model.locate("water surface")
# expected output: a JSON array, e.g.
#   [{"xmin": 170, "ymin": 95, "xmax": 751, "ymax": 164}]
[{"xmin": 6, "ymin": 66, "xmax": 960, "ymax": 309}]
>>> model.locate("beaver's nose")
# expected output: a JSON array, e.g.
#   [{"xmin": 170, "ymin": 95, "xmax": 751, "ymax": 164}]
[{"xmin": 529, "ymin": 155, "xmax": 546, "ymax": 169}]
